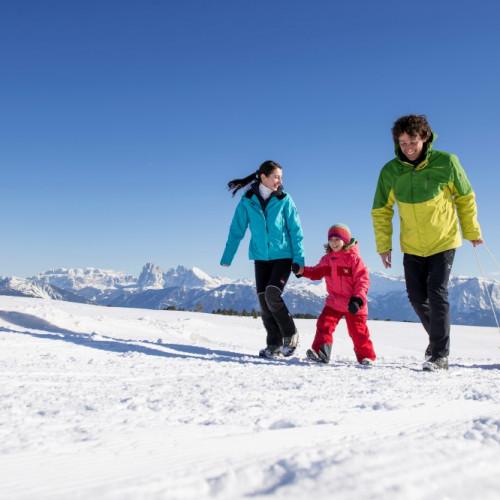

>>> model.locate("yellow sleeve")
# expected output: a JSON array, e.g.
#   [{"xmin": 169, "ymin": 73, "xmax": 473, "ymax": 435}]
[
  {"xmin": 453, "ymin": 190, "xmax": 482, "ymax": 240},
  {"xmin": 371, "ymin": 189, "xmax": 396, "ymax": 254}
]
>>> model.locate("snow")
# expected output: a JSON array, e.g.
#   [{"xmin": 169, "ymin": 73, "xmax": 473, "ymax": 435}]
[{"xmin": 1, "ymin": 295, "xmax": 500, "ymax": 499}]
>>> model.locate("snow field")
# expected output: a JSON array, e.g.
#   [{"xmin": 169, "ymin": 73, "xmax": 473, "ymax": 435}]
[{"xmin": 1, "ymin": 296, "xmax": 500, "ymax": 499}]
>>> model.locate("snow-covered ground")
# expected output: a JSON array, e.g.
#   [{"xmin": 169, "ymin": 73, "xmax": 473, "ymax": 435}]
[{"xmin": 1, "ymin": 295, "xmax": 500, "ymax": 499}]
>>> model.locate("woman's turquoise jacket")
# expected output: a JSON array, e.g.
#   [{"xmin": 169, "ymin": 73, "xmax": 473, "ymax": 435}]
[{"xmin": 220, "ymin": 184, "xmax": 305, "ymax": 266}]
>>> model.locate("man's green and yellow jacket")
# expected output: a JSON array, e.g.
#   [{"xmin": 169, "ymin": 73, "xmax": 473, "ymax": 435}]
[{"xmin": 371, "ymin": 133, "xmax": 481, "ymax": 257}]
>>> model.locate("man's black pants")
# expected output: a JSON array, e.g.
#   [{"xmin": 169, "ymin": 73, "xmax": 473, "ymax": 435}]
[{"xmin": 403, "ymin": 249, "xmax": 455, "ymax": 358}]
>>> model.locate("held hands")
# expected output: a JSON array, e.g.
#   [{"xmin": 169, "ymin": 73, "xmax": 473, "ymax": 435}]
[
  {"xmin": 348, "ymin": 297, "xmax": 364, "ymax": 314},
  {"xmin": 380, "ymin": 250, "xmax": 392, "ymax": 269},
  {"xmin": 291, "ymin": 263, "xmax": 304, "ymax": 277}
]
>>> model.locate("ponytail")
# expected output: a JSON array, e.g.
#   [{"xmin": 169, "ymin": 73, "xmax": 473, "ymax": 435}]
[
  {"xmin": 226, "ymin": 160, "xmax": 283, "ymax": 197},
  {"xmin": 227, "ymin": 172, "xmax": 259, "ymax": 197}
]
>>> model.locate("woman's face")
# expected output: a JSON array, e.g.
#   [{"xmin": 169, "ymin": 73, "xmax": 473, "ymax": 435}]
[
  {"xmin": 398, "ymin": 132, "xmax": 426, "ymax": 161},
  {"xmin": 260, "ymin": 168, "xmax": 282, "ymax": 191}
]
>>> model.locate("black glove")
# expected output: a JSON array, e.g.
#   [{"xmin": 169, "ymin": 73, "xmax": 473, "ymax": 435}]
[
  {"xmin": 348, "ymin": 297, "xmax": 364, "ymax": 314},
  {"xmin": 291, "ymin": 263, "xmax": 302, "ymax": 278}
]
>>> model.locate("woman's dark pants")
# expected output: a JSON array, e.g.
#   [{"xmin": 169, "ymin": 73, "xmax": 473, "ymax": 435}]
[{"xmin": 255, "ymin": 259, "xmax": 296, "ymax": 346}]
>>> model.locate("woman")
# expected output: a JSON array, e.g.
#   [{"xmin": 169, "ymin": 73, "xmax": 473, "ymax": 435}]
[{"xmin": 220, "ymin": 160, "xmax": 305, "ymax": 358}]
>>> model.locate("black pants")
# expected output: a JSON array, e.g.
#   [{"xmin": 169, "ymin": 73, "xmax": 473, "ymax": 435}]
[
  {"xmin": 403, "ymin": 249, "xmax": 455, "ymax": 357},
  {"xmin": 255, "ymin": 259, "xmax": 296, "ymax": 346}
]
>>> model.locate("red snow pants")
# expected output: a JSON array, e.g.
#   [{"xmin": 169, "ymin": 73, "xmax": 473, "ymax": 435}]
[{"xmin": 311, "ymin": 306, "xmax": 376, "ymax": 362}]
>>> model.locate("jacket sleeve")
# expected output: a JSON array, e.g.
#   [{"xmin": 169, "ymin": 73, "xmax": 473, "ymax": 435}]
[
  {"xmin": 450, "ymin": 156, "xmax": 482, "ymax": 240},
  {"xmin": 284, "ymin": 196, "xmax": 305, "ymax": 266},
  {"xmin": 371, "ymin": 165, "xmax": 396, "ymax": 254},
  {"xmin": 220, "ymin": 200, "xmax": 249, "ymax": 266},
  {"xmin": 351, "ymin": 255, "xmax": 370, "ymax": 302},
  {"xmin": 302, "ymin": 261, "xmax": 328, "ymax": 281}
]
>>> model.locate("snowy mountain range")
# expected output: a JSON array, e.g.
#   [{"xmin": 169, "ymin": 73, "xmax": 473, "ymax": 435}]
[{"xmin": 0, "ymin": 263, "xmax": 499, "ymax": 327}]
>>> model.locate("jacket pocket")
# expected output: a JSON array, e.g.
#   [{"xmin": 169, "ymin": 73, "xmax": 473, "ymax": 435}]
[{"xmin": 337, "ymin": 266, "xmax": 353, "ymax": 277}]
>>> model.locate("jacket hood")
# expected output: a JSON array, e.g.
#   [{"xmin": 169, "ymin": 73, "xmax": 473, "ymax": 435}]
[
  {"xmin": 346, "ymin": 239, "xmax": 360, "ymax": 255},
  {"xmin": 346, "ymin": 238, "xmax": 357, "ymax": 250}
]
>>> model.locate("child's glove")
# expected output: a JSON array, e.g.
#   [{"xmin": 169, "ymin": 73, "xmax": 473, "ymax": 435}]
[
  {"xmin": 348, "ymin": 297, "xmax": 364, "ymax": 314},
  {"xmin": 291, "ymin": 263, "xmax": 303, "ymax": 278}
]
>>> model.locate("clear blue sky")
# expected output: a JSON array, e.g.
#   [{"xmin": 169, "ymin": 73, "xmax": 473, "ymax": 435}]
[{"xmin": 1, "ymin": 0, "xmax": 499, "ymax": 281}]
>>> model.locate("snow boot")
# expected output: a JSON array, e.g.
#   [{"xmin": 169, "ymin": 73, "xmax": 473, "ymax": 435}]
[
  {"xmin": 422, "ymin": 356, "xmax": 449, "ymax": 371},
  {"xmin": 306, "ymin": 346, "xmax": 330, "ymax": 364},
  {"xmin": 360, "ymin": 358, "xmax": 374, "ymax": 366},
  {"xmin": 259, "ymin": 345, "xmax": 283, "ymax": 359},
  {"xmin": 282, "ymin": 333, "xmax": 299, "ymax": 357},
  {"xmin": 424, "ymin": 344, "xmax": 432, "ymax": 361}
]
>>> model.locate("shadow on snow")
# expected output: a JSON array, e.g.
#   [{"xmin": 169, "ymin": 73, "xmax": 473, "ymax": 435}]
[
  {"xmin": 0, "ymin": 310, "xmax": 285, "ymax": 366},
  {"xmin": 2, "ymin": 310, "xmax": 497, "ymax": 370}
]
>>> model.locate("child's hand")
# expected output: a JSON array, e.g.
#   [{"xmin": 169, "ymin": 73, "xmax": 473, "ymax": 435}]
[
  {"xmin": 348, "ymin": 297, "xmax": 364, "ymax": 314},
  {"xmin": 291, "ymin": 263, "xmax": 304, "ymax": 277}
]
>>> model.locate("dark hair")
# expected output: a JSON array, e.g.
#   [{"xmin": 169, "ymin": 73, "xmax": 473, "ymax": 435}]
[
  {"xmin": 226, "ymin": 160, "xmax": 283, "ymax": 197},
  {"xmin": 391, "ymin": 115, "xmax": 432, "ymax": 144}
]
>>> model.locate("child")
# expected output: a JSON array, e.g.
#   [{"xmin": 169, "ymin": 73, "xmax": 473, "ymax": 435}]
[
  {"xmin": 293, "ymin": 223, "xmax": 376, "ymax": 365},
  {"xmin": 221, "ymin": 160, "xmax": 305, "ymax": 359}
]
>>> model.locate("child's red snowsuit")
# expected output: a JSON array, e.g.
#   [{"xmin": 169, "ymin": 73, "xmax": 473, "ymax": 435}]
[{"xmin": 302, "ymin": 242, "xmax": 376, "ymax": 362}]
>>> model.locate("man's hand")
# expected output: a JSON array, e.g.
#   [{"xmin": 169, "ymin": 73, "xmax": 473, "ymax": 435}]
[
  {"xmin": 470, "ymin": 239, "xmax": 484, "ymax": 247},
  {"xmin": 380, "ymin": 250, "xmax": 392, "ymax": 269}
]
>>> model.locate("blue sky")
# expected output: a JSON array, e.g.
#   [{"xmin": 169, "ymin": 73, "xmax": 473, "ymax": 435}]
[{"xmin": 1, "ymin": 0, "xmax": 499, "ymax": 281}]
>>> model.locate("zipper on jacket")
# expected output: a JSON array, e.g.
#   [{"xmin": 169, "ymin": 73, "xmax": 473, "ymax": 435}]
[{"xmin": 261, "ymin": 204, "xmax": 270, "ymax": 249}]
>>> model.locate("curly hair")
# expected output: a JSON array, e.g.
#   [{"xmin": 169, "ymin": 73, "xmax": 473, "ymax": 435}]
[{"xmin": 391, "ymin": 115, "xmax": 432, "ymax": 144}]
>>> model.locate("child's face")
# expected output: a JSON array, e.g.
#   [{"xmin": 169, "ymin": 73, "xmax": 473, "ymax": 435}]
[{"xmin": 328, "ymin": 237, "xmax": 345, "ymax": 252}]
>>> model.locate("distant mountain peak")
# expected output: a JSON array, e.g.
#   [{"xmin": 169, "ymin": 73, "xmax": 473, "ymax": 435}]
[
  {"xmin": 138, "ymin": 263, "xmax": 165, "ymax": 289},
  {"xmin": 163, "ymin": 265, "xmax": 218, "ymax": 288},
  {"xmin": 0, "ymin": 276, "xmax": 89, "ymax": 303},
  {"xmin": 29, "ymin": 267, "xmax": 136, "ymax": 291}
]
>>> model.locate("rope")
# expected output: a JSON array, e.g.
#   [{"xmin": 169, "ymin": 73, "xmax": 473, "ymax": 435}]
[
  {"xmin": 473, "ymin": 244, "xmax": 500, "ymax": 334},
  {"xmin": 484, "ymin": 243, "xmax": 500, "ymax": 271}
]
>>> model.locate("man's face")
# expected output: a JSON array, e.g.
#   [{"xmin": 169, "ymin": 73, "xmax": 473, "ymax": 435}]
[{"xmin": 398, "ymin": 132, "xmax": 426, "ymax": 161}]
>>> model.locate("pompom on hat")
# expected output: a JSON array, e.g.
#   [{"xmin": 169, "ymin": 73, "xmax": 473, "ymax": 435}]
[{"xmin": 327, "ymin": 223, "xmax": 351, "ymax": 245}]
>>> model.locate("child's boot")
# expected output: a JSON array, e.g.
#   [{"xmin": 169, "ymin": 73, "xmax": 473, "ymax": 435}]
[{"xmin": 306, "ymin": 344, "xmax": 332, "ymax": 364}]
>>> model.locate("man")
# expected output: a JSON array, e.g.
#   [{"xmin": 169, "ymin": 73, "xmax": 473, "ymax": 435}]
[{"xmin": 371, "ymin": 114, "xmax": 483, "ymax": 371}]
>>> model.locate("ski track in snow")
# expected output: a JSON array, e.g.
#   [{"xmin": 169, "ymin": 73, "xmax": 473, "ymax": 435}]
[{"xmin": 1, "ymin": 296, "xmax": 500, "ymax": 499}]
